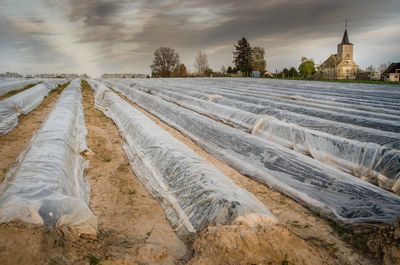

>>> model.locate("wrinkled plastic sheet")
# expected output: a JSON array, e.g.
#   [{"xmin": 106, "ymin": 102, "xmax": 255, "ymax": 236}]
[
  {"xmin": 0, "ymin": 79, "xmax": 65, "ymax": 134},
  {"xmin": 116, "ymin": 83, "xmax": 400, "ymax": 193},
  {"xmin": 105, "ymin": 80, "xmax": 400, "ymax": 226},
  {"xmin": 89, "ymin": 79, "xmax": 274, "ymax": 235},
  {"xmin": 190, "ymin": 78, "xmax": 400, "ymax": 117},
  {"xmin": 113, "ymin": 79, "xmax": 400, "ymax": 151},
  {"xmin": 111, "ymin": 78, "xmax": 400, "ymax": 115},
  {"xmin": 181, "ymin": 79, "xmax": 400, "ymax": 122},
  {"xmin": 165, "ymin": 78, "xmax": 400, "ymax": 111},
  {"xmin": 0, "ymin": 79, "xmax": 97, "ymax": 234},
  {"xmin": 201, "ymin": 88, "xmax": 400, "ymax": 133},
  {"xmin": 125, "ymin": 79, "xmax": 400, "ymax": 133},
  {"xmin": 0, "ymin": 79, "xmax": 41, "ymax": 96}
]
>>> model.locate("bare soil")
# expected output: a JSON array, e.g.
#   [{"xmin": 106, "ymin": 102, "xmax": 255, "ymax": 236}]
[
  {"xmin": 79, "ymin": 81, "xmax": 188, "ymax": 264},
  {"xmin": 0, "ymin": 82, "xmax": 188, "ymax": 265}
]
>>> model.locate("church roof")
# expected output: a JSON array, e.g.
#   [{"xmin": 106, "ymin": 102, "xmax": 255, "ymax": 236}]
[{"xmin": 339, "ymin": 29, "xmax": 353, "ymax": 45}]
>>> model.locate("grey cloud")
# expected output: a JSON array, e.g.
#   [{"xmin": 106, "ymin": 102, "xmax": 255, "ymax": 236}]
[
  {"xmin": 0, "ymin": 15, "xmax": 77, "ymax": 73},
  {"xmin": 1, "ymin": 0, "xmax": 399, "ymax": 75},
  {"xmin": 132, "ymin": 0, "xmax": 399, "ymax": 49}
]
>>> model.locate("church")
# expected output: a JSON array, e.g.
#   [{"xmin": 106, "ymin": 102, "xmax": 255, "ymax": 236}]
[{"xmin": 319, "ymin": 26, "xmax": 358, "ymax": 79}]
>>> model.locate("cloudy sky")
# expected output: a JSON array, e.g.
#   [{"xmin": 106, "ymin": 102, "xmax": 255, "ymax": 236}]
[{"xmin": 0, "ymin": 0, "xmax": 399, "ymax": 76}]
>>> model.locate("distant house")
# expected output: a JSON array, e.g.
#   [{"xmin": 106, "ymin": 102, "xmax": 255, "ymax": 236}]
[
  {"xmin": 382, "ymin": 63, "xmax": 400, "ymax": 82},
  {"xmin": 368, "ymin": 71, "xmax": 381, "ymax": 81},
  {"xmin": 263, "ymin": 70, "xmax": 275, "ymax": 78},
  {"xmin": 319, "ymin": 27, "xmax": 358, "ymax": 79},
  {"xmin": 235, "ymin": 70, "xmax": 244, "ymax": 77}
]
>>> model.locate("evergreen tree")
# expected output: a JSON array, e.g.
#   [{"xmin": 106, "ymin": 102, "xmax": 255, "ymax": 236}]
[
  {"xmin": 179, "ymin": 63, "xmax": 187, "ymax": 77},
  {"xmin": 288, "ymin": 67, "xmax": 298, "ymax": 78},
  {"xmin": 233, "ymin": 37, "xmax": 252, "ymax": 76},
  {"xmin": 282, "ymin": 68, "xmax": 289, "ymax": 78}
]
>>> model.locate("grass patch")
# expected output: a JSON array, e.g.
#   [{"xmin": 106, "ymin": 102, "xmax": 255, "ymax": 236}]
[
  {"xmin": 281, "ymin": 254, "xmax": 290, "ymax": 265},
  {"xmin": 128, "ymin": 189, "xmax": 136, "ymax": 195},
  {"xmin": 102, "ymin": 156, "xmax": 112, "ymax": 163},
  {"xmin": 87, "ymin": 255, "xmax": 101, "ymax": 265},
  {"xmin": 0, "ymin": 82, "xmax": 41, "ymax": 100},
  {"xmin": 328, "ymin": 220, "xmax": 370, "ymax": 251},
  {"xmin": 52, "ymin": 81, "xmax": 70, "ymax": 96},
  {"xmin": 328, "ymin": 220, "xmax": 348, "ymax": 236},
  {"xmin": 81, "ymin": 79, "xmax": 92, "ymax": 91}
]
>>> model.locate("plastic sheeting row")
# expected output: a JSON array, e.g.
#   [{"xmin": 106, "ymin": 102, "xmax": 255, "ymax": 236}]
[
  {"xmin": 104, "ymin": 80, "xmax": 400, "ymax": 226},
  {"xmin": 115, "ymin": 79, "xmax": 400, "ymax": 151},
  {"xmin": 0, "ymin": 79, "xmax": 65, "ymax": 134},
  {"xmin": 129, "ymin": 79, "xmax": 400, "ymax": 133},
  {"xmin": 174, "ymin": 78, "xmax": 400, "ymax": 111},
  {"xmin": 89, "ymin": 79, "xmax": 275, "ymax": 235},
  {"xmin": 0, "ymin": 79, "xmax": 41, "ymax": 96},
  {"xmin": 0, "ymin": 80, "xmax": 97, "ymax": 235},
  {"xmin": 193, "ymin": 78, "xmax": 400, "ymax": 117},
  {"xmin": 118, "ymin": 83, "xmax": 400, "ymax": 194},
  {"xmin": 178, "ymin": 78, "xmax": 400, "ymax": 120}
]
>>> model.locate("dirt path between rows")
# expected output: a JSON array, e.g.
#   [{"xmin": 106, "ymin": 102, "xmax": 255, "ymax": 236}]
[
  {"xmin": 80, "ymin": 81, "xmax": 188, "ymax": 265},
  {"xmin": 0, "ymin": 82, "xmax": 68, "ymax": 183},
  {"xmin": 115, "ymin": 92, "xmax": 380, "ymax": 265}
]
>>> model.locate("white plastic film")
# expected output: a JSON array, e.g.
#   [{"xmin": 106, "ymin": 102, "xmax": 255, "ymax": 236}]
[
  {"xmin": 89, "ymin": 79, "xmax": 275, "ymax": 235},
  {"xmin": 0, "ymin": 79, "xmax": 41, "ymax": 96},
  {"xmin": 112, "ymin": 79, "xmax": 400, "ymax": 151},
  {"xmin": 0, "ymin": 79, "xmax": 97, "ymax": 235},
  {"xmin": 0, "ymin": 79, "xmax": 65, "ymax": 134},
  {"xmin": 116, "ymin": 84, "xmax": 400, "ymax": 193},
  {"xmin": 104, "ymin": 80, "xmax": 400, "ymax": 226}
]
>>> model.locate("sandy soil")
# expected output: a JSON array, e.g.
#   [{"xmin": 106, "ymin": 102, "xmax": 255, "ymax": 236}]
[
  {"xmin": 79, "ymin": 81, "xmax": 188, "ymax": 264},
  {"xmin": 0, "ymin": 82, "xmax": 68, "ymax": 182},
  {"xmin": 117, "ymin": 92, "xmax": 386, "ymax": 265},
  {"xmin": 0, "ymin": 82, "xmax": 188, "ymax": 265}
]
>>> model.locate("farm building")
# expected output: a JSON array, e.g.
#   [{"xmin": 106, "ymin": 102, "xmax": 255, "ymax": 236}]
[{"xmin": 382, "ymin": 62, "xmax": 400, "ymax": 82}]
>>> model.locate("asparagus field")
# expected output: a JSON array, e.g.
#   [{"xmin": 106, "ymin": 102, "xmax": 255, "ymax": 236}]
[{"xmin": 0, "ymin": 78, "xmax": 399, "ymax": 265}]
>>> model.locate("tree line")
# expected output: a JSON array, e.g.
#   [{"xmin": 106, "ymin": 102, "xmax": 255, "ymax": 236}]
[
  {"xmin": 149, "ymin": 38, "xmax": 392, "ymax": 80},
  {"xmin": 150, "ymin": 37, "xmax": 266, "ymax": 77}
]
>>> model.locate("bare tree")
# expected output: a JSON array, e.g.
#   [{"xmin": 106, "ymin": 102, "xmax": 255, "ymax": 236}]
[
  {"xmin": 151, "ymin": 47, "xmax": 180, "ymax": 77},
  {"xmin": 365, "ymin": 65, "xmax": 375, "ymax": 73},
  {"xmin": 379, "ymin": 63, "xmax": 389, "ymax": 73},
  {"xmin": 221, "ymin": 66, "xmax": 226, "ymax": 76},
  {"xmin": 194, "ymin": 50, "xmax": 209, "ymax": 76}
]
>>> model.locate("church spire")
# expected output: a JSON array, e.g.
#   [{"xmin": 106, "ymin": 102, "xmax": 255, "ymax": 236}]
[{"xmin": 340, "ymin": 18, "xmax": 352, "ymax": 45}]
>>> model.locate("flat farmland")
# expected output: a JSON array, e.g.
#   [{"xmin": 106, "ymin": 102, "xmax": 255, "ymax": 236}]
[{"xmin": 0, "ymin": 78, "xmax": 399, "ymax": 265}]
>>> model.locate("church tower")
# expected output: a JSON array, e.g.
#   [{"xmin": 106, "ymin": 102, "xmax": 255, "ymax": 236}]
[
  {"xmin": 319, "ymin": 20, "xmax": 358, "ymax": 79},
  {"xmin": 337, "ymin": 27, "xmax": 353, "ymax": 62},
  {"xmin": 335, "ymin": 20, "xmax": 358, "ymax": 79}
]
